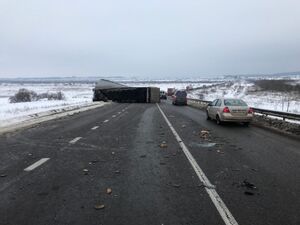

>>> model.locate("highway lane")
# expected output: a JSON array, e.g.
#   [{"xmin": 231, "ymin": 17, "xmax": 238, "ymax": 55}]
[
  {"xmin": 0, "ymin": 103, "xmax": 126, "ymax": 183},
  {"xmin": 0, "ymin": 102, "xmax": 222, "ymax": 225},
  {"xmin": 160, "ymin": 100, "xmax": 300, "ymax": 225},
  {"xmin": 0, "ymin": 101, "xmax": 299, "ymax": 225}
]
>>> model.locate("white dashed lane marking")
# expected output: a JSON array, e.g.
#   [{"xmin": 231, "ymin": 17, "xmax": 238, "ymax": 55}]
[
  {"xmin": 157, "ymin": 103, "xmax": 238, "ymax": 225},
  {"xmin": 91, "ymin": 126, "xmax": 99, "ymax": 130},
  {"xmin": 112, "ymin": 115, "xmax": 116, "ymax": 118},
  {"xmin": 24, "ymin": 158, "xmax": 50, "ymax": 171},
  {"xmin": 103, "ymin": 119, "xmax": 109, "ymax": 123},
  {"xmin": 69, "ymin": 137, "xmax": 82, "ymax": 144}
]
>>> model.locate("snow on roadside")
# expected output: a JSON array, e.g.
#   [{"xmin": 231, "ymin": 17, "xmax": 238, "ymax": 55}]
[
  {"xmin": 0, "ymin": 83, "xmax": 94, "ymax": 127},
  {"xmin": 188, "ymin": 80, "xmax": 300, "ymax": 114}
]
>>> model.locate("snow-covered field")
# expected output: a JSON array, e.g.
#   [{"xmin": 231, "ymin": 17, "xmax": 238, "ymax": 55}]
[
  {"xmin": 0, "ymin": 83, "xmax": 94, "ymax": 127},
  {"xmin": 188, "ymin": 80, "xmax": 300, "ymax": 114}
]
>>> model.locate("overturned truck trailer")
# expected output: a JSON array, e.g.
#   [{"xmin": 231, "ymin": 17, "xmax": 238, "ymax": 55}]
[{"xmin": 93, "ymin": 79, "xmax": 160, "ymax": 103}]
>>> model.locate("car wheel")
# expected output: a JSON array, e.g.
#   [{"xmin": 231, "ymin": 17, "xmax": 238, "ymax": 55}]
[
  {"xmin": 216, "ymin": 115, "xmax": 222, "ymax": 125},
  {"xmin": 206, "ymin": 111, "xmax": 211, "ymax": 120}
]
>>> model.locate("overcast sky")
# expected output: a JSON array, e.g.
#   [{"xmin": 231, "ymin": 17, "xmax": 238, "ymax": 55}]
[{"xmin": 0, "ymin": 0, "xmax": 300, "ymax": 79}]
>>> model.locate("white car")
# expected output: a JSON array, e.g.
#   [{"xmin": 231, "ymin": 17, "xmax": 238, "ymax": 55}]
[{"xmin": 206, "ymin": 98, "xmax": 253, "ymax": 125}]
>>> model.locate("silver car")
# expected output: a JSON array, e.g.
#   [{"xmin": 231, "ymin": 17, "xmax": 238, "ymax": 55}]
[{"xmin": 206, "ymin": 98, "xmax": 253, "ymax": 125}]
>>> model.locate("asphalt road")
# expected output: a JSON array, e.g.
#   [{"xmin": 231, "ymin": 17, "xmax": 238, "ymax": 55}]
[{"xmin": 0, "ymin": 100, "xmax": 299, "ymax": 225}]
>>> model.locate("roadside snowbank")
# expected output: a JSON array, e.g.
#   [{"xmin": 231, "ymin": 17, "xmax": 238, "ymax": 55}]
[
  {"xmin": 188, "ymin": 80, "xmax": 300, "ymax": 114},
  {"xmin": 0, "ymin": 83, "xmax": 94, "ymax": 127},
  {"xmin": 0, "ymin": 102, "xmax": 107, "ymax": 134}
]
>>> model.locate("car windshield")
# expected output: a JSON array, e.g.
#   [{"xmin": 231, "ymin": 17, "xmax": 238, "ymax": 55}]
[{"xmin": 224, "ymin": 99, "xmax": 247, "ymax": 106}]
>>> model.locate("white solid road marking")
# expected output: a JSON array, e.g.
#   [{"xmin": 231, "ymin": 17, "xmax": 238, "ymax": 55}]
[
  {"xmin": 156, "ymin": 104, "xmax": 238, "ymax": 225},
  {"xmin": 91, "ymin": 126, "xmax": 99, "ymax": 130},
  {"xmin": 104, "ymin": 119, "xmax": 109, "ymax": 123},
  {"xmin": 69, "ymin": 137, "xmax": 82, "ymax": 144},
  {"xmin": 24, "ymin": 158, "xmax": 50, "ymax": 171}
]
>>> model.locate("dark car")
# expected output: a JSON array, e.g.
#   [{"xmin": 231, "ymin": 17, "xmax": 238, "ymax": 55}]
[
  {"xmin": 160, "ymin": 91, "xmax": 167, "ymax": 99},
  {"xmin": 172, "ymin": 90, "xmax": 187, "ymax": 105}
]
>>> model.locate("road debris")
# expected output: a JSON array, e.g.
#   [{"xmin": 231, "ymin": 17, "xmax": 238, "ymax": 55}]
[
  {"xmin": 83, "ymin": 169, "xmax": 89, "ymax": 175},
  {"xmin": 106, "ymin": 188, "xmax": 112, "ymax": 194},
  {"xmin": 233, "ymin": 179, "xmax": 259, "ymax": 196},
  {"xmin": 201, "ymin": 130, "xmax": 210, "ymax": 135},
  {"xmin": 94, "ymin": 204, "xmax": 105, "ymax": 210},
  {"xmin": 159, "ymin": 141, "xmax": 168, "ymax": 148},
  {"xmin": 111, "ymin": 152, "xmax": 115, "ymax": 155},
  {"xmin": 242, "ymin": 180, "xmax": 257, "ymax": 189},
  {"xmin": 114, "ymin": 170, "xmax": 120, "ymax": 174},
  {"xmin": 200, "ymin": 130, "xmax": 210, "ymax": 139},
  {"xmin": 181, "ymin": 124, "xmax": 186, "ymax": 128},
  {"xmin": 217, "ymin": 150, "xmax": 225, "ymax": 154},
  {"xmin": 0, "ymin": 174, "xmax": 7, "ymax": 178},
  {"xmin": 190, "ymin": 142, "xmax": 216, "ymax": 148},
  {"xmin": 172, "ymin": 183, "xmax": 181, "ymax": 188},
  {"xmin": 140, "ymin": 154, "xmax": 147, "ymax": 158}
]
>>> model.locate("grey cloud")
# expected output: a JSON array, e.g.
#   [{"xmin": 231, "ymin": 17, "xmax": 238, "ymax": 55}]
[{"xmin": 0, "ymin": 0, "xmax": 300, "ymax": 78}]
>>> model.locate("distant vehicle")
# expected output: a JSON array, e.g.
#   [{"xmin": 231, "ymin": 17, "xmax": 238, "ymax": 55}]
[
  {"xmin": 160, "ymin": 90, "xmax": 167, "ymax": 99},
  {"xmin": 206, "ymin": 98, "xmax": 253, "ymax": 125},
  {"xmin": 167, "ymin": 88, "xmax": 175, "ymax": 96},
  {"xmin": 186, "ymin": 85, "xmax": 193, "ymax": 91},
  {"xmin": 172, "ymin": 90, "xmax": 187, "ymax": 105}
]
